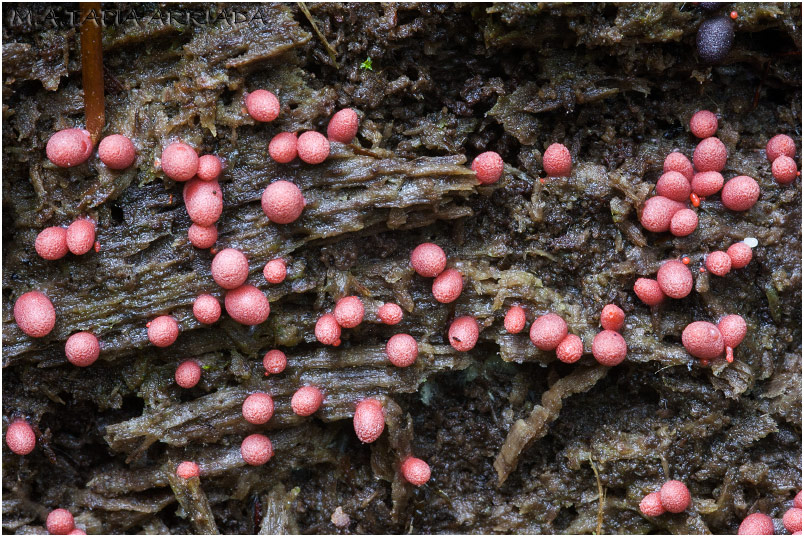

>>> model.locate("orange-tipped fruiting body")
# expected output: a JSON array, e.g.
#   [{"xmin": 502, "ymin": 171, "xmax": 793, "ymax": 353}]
[
  {"xmin": 600, "ymin": 304, "xmax": 625, "ymax": 332},
  {"xmin": 334, "ymin": 296, "xmax": 365, "ymax": 328},
  {"xmin": 269, "ymin": 132, "xmax": 298, "ymax": 164},
  {"xmin": 291, "ymin": 386, "xmax": 324, "ymax": 416},
  {"xmin": 315, "ymin": 313, "xmax": 342, "ymax": 346},
  {"xmin": 660, "ymin": 480, "xmax": 691, "ymax": 513},
  {"xmin": 5, "ymin": 419, "xmax": 36, "ymax": 455},
  {"xmin": 657, "ymin": 260, "xmax": 693, "ymax": 299},
  {"xmin": 327, "ymin": 109, "xmax": 359, "ymax": 143},
  {"xmin": 556, "ymin": 334, "xmax": 584, "ymax": 364},
  {"xmin": 36, "ymin": 226, "xmax": 69, "ymax": 260},
  {"xmin": 471, "ymin": 151, "xmax": 504, "ymax": 184},
  {"xmin": 66, "ymin": 219, "xmax": 96, "ymax": 255},
  {"xmin": 98, "ymin": 134, "xmax": 136, "ymax": 170},
  {"xmin": 721, "ymin": 176, "xmax": 759, "ymax": 212},
  {"xmin": 262, "ymin": 181, "xmax": 305, "ymax": 224},
  {"xmin": 354, "ymin": 399, "xmax": 384, "ymax": 443},
  {"xmin": 543, "ymin": 143, "xmax": 572, "ymax": 177},
  {"xmin": 682, "ymin": 321, "xmax": 724, "ymax": 360},
  {"xmin": 592, "ymin": 330, "xmax": 627, "ymax": 366},
  {"xmin": 401, "ymin": 457, "xmax": 431, "ymax": 486},
  {"xmin": 46, "ymin": 509, "xmax": 75, "ymax": 535},
  {"xmin": 240, "ymin": 433, "xmax": 273, "ymax": 466},
  {"xmin": 225, "ymin": 285, "xmax": 270, "ymax": 326},
  {"xmin": 378, "ymin": 303, "xmax": 403, "ymax": 325},
  {"xmin": 193, "ymin": 294, "xmax": 221, "ymax": 324},
  {"xmin": 161, "ymin": 142, "xmax": 199, "ymax": 181},
  {"xmin": 432, "ymin": 269, "xmax": 463, "ymax": 303},
  {"xmin": 176, "ymin": 461, "xmax": 200, "ymax": 479},
  {"xmin": 690, "ymin": 110, "xmax": 718, "ymax": 138},
  {"xmin": 639, "ymin": 491, "xmax": 666, "ymax": 517},
  {"xmin": 263, "ymin": 350, "xmax": 287, "ymax": 375},
  {"xmin": 448, "ymin": 316, "xmax": 479, "ymax": 352},
  {"xmin": 529, "ymin": 313, "xmax": 568, "ymax": 351},
  {"xmin": 14, "ymin": 291, "xmax": 56, "ymax": 338},
  {"xmin": 148, "ymin": 315, "xmax": 179, "ymax": 347},
  {"xmin": 65, "ymin": 332, "xmax": 100, "ymax": 367},
  {"xmin": 263, "ymin": 259, "xmax": 287, "ymax": 284},
  {"xmin": 175, "ymin": 360, "xmax": 201, "ymax": 388},
  {"xmin": 504, "ymin": 305, "xmax": 527, "ymax": 334},
  {"xmin": 242, "ymin": 392, "xmax": 275, "ymax": 424},
  {"xmin": 634, "ymin": 278, "xmax": 665, "ymax": 306},
  {"xmin": 386, "ymin": 333, "xmax": 418, "ymax": 367},
  {"xmin": 211, "ymin": 248, "xmax": 249, "ymax": 290},
  {"xmin": 245, "ymin": 90, "xmax": 280, "ymax": 122},
  {"xmin": 411, "ymin": 243, "xmax": 446, "ymax": 277},
  {"xmin": 46, "ymin": 129, "xmax": 93, "ymax": 168},
  {"xmin": 297, "ymin": 131, "xmax": 330, "ymax": 164}
]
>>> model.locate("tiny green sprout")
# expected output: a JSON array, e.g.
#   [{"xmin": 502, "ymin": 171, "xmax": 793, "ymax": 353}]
[
  {"xmin": 360, "ymin": 57, "xmax": 373, "ymax": 71},
  {"xmin": 201, "ymin": 365, "xmax": 211, "ymax": 370}
]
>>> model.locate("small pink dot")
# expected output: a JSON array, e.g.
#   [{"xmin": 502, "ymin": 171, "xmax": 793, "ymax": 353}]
[{"xmin": 175, "ymin": 360, "xmax": 201, "ymax": 388}]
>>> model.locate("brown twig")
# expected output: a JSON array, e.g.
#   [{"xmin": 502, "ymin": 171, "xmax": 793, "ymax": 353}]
[
  {"xmin": 297, "ymin": 2, "xmax": 339, "ymax": 69},
  {"xmin": 80, "ymin": 3, "xmax": 105, "ymax": 144},
  {"xmin": 589, "ymin": 455, "xmax": 605, "ymax": 535}
]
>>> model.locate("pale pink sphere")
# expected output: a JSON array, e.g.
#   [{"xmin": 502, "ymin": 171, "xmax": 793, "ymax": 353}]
[
  {"xmin": 5, "ymin": 420, "xmax": 36, "ymax": 455},
  {"xmin": 245, "ymin": 90, "xmax": 280, "ymax": 122},
  {"xmin": 98, "ymin": 134, "xmax": 136, "ymax": 170},
  {"xmin": 225, "ymin": 285, "xmax": 270, "ymax": 325},
  {"xmin": 784, "ymin": 508, "xmax": 803, "ymax": 533},
  {"xmin": 675, "ymin": 213, "xmax": 700, "ymax": 236},
  {"xmin": 692, "ymin": 171, "xmax": 724, "ymax": 197},
  {"xmin": 766, "ymin": 134, "xmax": 796, "ymax": 162},
  {"xmin": 188, "ymin": 223, "xmax": 217, "ymax": 249},
  {"xmin": 721, "ymin": 175, "xmax": 760, "ymax": 212},
  {"xmin": 432, "ymin": 269, "xmax": 463, "ymax": 304},
  {"xmin": 657, "ymin": 259, "xmax": 693, "ymax": 299},
  {"xmin": 633, "ymin": 278, "xmax": 665, "ymax": 306},
  {"xmin": 161, "ymin": 142, "xmax": 199, "ymax": 181},
  {"xmin": 682, "ymin": 321, "xmax": 724, "ymax": 360},
  {"xmin": 529, "ymin": 313, "xmax": 568, "ymax": 351},
  {"xmin": 693, "ymin": 137, "xmax": 727, "ymax": 172},
  {"xmin": 471, "ymin": 151, "xmax": 504, "ymax": 184},
  {"xmin": 772, "ymin": 155, "xmax": 798, "ymax": 184},
  {"xmin": 242, "ymin": 392, "xmax": 275, "ymax": 424},
  {"xmin": 184, "ymin": 179, "xmax": 223, "ymax": 226},
  {"xmin": 68, "ymin": 528, "xmax": 87, "ymax": 535},
  {"xmin": 378, "ymin": 303, "xmax": 403, "ymax": 325},
  {"xmin": 46, "ymin": 508, "xmax": 75, "ymax": 535},
  {"xmin": 65, "ymin": 332, "xmax": 100, "ymax": 367},
  {"xmin": 327, "ymin": 108, "xmax": 359, "ymax": 143},
  {"xmin": 315, "ymin": 313, "xmax": 342, "ymax": 346},
  {"xmin": 543, "ymin": 143, "xmax": 572, "ymax": 177},
  {"xmin": 739, "ymin": 513, "xmax": 774, "ymax": 535},
  {"xmin": 660, "ymin": 480, "xmax": 691, "ymax": 513},
  {"xmin": 600, "ymin": 304, "xmax": 625, "ymax": 332},
  {"xmin": 705, "ymin": 251, "xmax": 732, "ymax": 277},
  {"xmin": 664, "ymin": 152, "xmax": 694, "ymax": 181},
  {"xmin": 448, "ymin": 316, "xmax": 479, "ymax": 352},
  {"xmin": 592, "ymin": 330, "xmax": 627, "ymax": 366},
  {"xmin": 263, "ymin": 259, "xmax": 287, "ymax": 284},
  {"xmin": 353, "ymin": 399, "xmax": 384, "ymax": 443},
  {"xmin": 240, "ymin": 433, "xmax": 274, "ymax": 466},
  {"xmin": 291, "ymin": 386, "xmax": 324, "ymax": 416},
  {"xmin": 718, "ymin": 314, "xmax": 746, "ymax": 348},
  {"xmin": 261, "ymin": 180, "xmax": 305, "ymax": 224},
  {"xmin": 386, "ymin": 333, "xmax": 418, "ymax": 367},
  {"xmin": 410, "ymin": 243, "xmax": 447, "ymax": 277},
  {"xmin": 504, "ymin": 305, "xmax": 527, "ymax": 334},
  {"xmin": 14, "ymin": 291, "xmax": 56, "ymax": 338},
  {"xmin": 35, "ymin": 227, "xmax": 69, "ymax": 260},
  {"xmin": 334, "ymin": 296, "xmax": 365, "ymax": 328},
  {"xmin": 690, "ymin": 110, "xmax": 718, "ymax": 138},
  {"xmin": 639, "ymin": 492, "xmax": 666, "ymax": 517},
  {"xmin": 175, "ymin": 360, "xmax": 201, "ymax": 388},
  {"xmin": 401, "ymin": 457, "xmax": 431, "ymax": 486},
  {"xmin": 726, "ymin": 242, "xmax": 753, "ymax": 269},
  {"xmin": 556, "ymin": 334, "xmax": 584, "ymax": 364},
  {"xmin": 269, "ymin": 132, "xmax": 298, "ymax": 164},
  {"xmin": 640, "ymin": 196, "xmax": 684, "ymax": 233},
  {"xmin": 263, "ymin": 350, "xmax": 287, "ymax": 375},
  {"xmin": 176, "ymin": 461, "xmax": 200, "ymax": 479},
  {"xmin": 297, "ymin": 131, "xmax": 330, "ymax": 164},
  {"xmin": 795, "ymin": 490, "xmax": 802, "ymax": 509},
  {"xmin": 66, "ymin": 219, "xmax": 96, "ymax": 255},
  {"xmin": 46, "ymin": 128, "xmax": 93, "ymax": 168},
  {"xmin": 656, "ymin": 171, "xmax": 691, "ymax": 202},
  {"xmin": 193, "ymin": 294, "xmax": 221, "ymax": 324},
  {"xmin": 211, "ymin": 248, "xmax": 249, "ymax": 290},
  {"xmin": 197, "ymin": 154, "xmax": 223, "ymax": 181}
]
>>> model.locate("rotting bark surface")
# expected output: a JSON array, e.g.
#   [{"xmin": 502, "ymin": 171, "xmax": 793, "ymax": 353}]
[{"xmin": 2, "ymin": 3, "xmax": 801, "ymax": 534}]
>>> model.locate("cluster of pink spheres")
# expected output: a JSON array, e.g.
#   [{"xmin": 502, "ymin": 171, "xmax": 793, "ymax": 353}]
[
  {"xmin": 737, "ymin": 490, "xmax": 802, "ymax": 535},
  {"xmin": 11, "ymin": 85, "xmax": 800, "ymax": 531}
]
